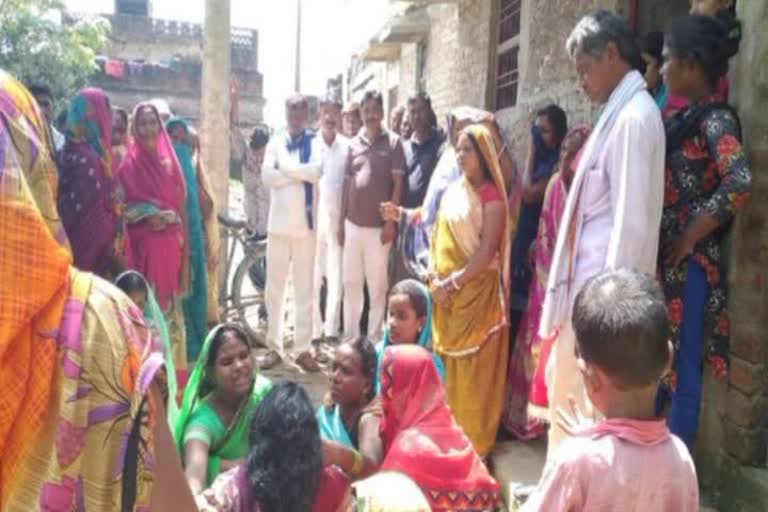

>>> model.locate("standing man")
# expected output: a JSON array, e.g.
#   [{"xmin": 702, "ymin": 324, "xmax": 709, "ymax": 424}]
[
  {"xmin": 339, "ymin": 90, "xmax": 405, "ymax": 339},
  {"xmin": 27, "ymin": 83, "xmax": 65, "ymax": 152},
  {"xmin": 540, "ymin": 10, "xmax": 665, "ymax": 456},
  {"xmin": 259, "ymin": 94, "xmax": 322, "ymax": 372},
  {"xmin": 312, "ymin": 94, "xmax": 348, "ymax": 343},
  {"xmin": 389, "ymin": 105, "xmax": 405, "ymax": 136},
  {"xmin": 342, "ymin": 102, "xmax": 362, "ymax": 138}
]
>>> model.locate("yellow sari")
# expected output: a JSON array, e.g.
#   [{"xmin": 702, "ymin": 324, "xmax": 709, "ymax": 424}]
[
  {"xmin": 429, "ymin": 124, "xmax": 510, "ymax": 457},
  {"xmin": 1, "ymin": 76, "xmax": 164, "ymax": 510}
]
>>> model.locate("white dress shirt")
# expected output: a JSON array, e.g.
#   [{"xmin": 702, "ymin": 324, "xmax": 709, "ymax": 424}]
[
  {"xmin": 316, "ymin": 133, "xmax": 349, "ymax": 234},
  {"xmin": 262, "ymin": 130, "xmax": 322, "ymax": 237}
]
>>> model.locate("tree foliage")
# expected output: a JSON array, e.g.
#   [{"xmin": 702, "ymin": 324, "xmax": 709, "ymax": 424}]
[{"xmin": 0, "ymin": 0, "xmax": 109, "ymax": 107}]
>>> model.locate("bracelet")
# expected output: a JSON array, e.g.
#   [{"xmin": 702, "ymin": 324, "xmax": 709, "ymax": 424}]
[
  {"xmin": 350, "ymin": 449, "xmax": 364, "ymax": 476},
  {"xmin": 450, "ymin": 273, "xmax": 462, "ymax": 291}
]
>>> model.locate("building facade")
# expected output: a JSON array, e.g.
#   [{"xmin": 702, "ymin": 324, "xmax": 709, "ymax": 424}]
[{"xmin": 346, "ymin": 0, "xmax": 768, "ymax": 509}]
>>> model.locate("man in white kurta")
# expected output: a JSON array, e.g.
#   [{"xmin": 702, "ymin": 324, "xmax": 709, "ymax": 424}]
[
  {"xmin": 312, "ymin": 97, "xmax": 348, "ymax": 341},
  {"xmin": 260, "ymin": 95, "xmax": 322, "ymax": 372},
  {"xmin": 541, "ymin": 11, "xmax": 665, "ymax": 457}
]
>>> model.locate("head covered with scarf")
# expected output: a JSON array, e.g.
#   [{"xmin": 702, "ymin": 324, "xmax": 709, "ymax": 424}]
[
  {"xmin": 64, "ymin": 87, "xmax": 113, "ymax": 177},
  {"xmin": 378, "ymin": 345, "xmax": 499, "ymax": 510}
]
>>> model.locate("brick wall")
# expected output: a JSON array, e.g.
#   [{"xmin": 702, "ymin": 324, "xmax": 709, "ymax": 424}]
[{"xmin": 722, "ymin": 0, "xmax": 768, "ymax": 468}]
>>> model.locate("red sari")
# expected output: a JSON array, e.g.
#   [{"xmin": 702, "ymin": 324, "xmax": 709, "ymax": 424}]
[{"xmin": 379, "ymin": 345, "xmax": 499, "ymax": 511}]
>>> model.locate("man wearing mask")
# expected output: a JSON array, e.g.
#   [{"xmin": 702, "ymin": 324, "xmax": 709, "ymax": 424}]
[
  {"xmin": 312, "ymin": 94, "xmax": 348, "ymax": 343},
  {"xmin": 339, "ymin": 90, "xmax": 404, "ymax": 339},
  {"xmin": 259, "ymin": 94, "xmax": 322, "ymax": 372}
]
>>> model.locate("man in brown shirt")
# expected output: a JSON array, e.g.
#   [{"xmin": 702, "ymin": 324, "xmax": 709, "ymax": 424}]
[{"xmin": 339, "ymin": 90, "xmax": 405, "ymax": 339}]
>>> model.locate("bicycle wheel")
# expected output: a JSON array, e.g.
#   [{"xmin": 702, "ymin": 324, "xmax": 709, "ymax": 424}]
[{"xmin": 232, "ymin": 250, "xmax": 268, "ymax": 347}]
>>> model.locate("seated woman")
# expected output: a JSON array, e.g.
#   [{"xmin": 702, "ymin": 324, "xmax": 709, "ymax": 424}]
[
  {"xmin": 197, "ymin": 381, "xmax": 352, "ymax": 512},
  {"xmin": 116, "ymin": 270, "xmax": 180, "ymax": 425},
  {"xmin": 317, "ymin": 337, "xmax": 384, "ymax": 480},
  {"xmin": 175, "ymin": 324, "xmax": 272, "ymax": 496},
  {"xmin": 375, "ymin": 278, "xmax": 445, "ymax": 392},
  {"xmin": 379, "ymin": 345, "xmax": 499, "ymax": 510}
]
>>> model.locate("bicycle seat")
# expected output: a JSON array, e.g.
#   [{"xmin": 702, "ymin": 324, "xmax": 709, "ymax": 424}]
[{"xmin": 217, "ymin": 213, "xmax": 247, "ymax": 230}]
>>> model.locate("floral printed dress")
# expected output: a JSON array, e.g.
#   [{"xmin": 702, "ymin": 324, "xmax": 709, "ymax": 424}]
[{"xmin": 660, "ymin": 96, "xmax": 751, "ymax": 379}]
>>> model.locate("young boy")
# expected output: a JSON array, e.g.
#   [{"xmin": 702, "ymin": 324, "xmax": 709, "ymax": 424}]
[{"xmin": 523, "ymin": 269, "xmax": 699, "ymax": 511}]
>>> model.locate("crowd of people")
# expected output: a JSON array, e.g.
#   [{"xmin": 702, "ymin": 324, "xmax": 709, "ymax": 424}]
[{"xmin": 0, "ymin": 1, "xmax": 753, "ymax": 511}]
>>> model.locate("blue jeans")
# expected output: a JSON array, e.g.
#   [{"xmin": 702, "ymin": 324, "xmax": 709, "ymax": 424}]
[{"xmin": 656, "ymin": 259, "xmax": 709, "ymax": 450}]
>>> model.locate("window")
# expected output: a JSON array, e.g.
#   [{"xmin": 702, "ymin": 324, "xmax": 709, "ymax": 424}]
[
  {"xmin": 115, "ymin": 0, "xmax": 150, "ymax": 16},
  {"xmin": 495, "ymin": 0, "xmax": 522, "ymax": 109},
  {"xmin": 416, "ymin": 41, "xmax": 427, "ymax": 91}
]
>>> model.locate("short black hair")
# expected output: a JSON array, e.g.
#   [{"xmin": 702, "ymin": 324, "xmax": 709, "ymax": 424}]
[
  {"xmin": 27, "ymin": 83, "xmax": 53, "ymax": 100},
  {"xmin": 115, "ymin": 271, "xmax": 148, "ymax": 296},
  {"xmin": 249, "ymin": 124, "xmax": 270, "ymax": 151},
  {"xmin": 572, "ymin": 268, "xmax": 670, "ymax": 389},
  {"xmin": 247, "ymin": 381, "xmax": 322, "ymax": 512},
  {"xmin": 567, "ymin": 10, "xmax": 644, "ymax": 72},
  {"xmin": 665, "ymin": 14, "xmax": 742, "ymax": 87},
  {"xmin": 390, "ymin": 279, "xmax": 428, "ymax": 319},
  {"xmin": 407, "ymin": 91, "xmax": 438, "ymax": 127},
  {"xmin": 642, "ymin": 31, "xmax": 664, "ymax": 64},
  {"xmin": 361, "ymin": 90, "xmax": 384, "ymax": 109},
  {"xmin": 537, "ymin": 104, "xmax": 568, "ymax": 142}
]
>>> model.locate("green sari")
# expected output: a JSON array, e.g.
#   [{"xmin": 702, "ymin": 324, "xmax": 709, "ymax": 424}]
[{"xmin": 173, "ymin": 325, "xmax": 272, "ymax": 485}]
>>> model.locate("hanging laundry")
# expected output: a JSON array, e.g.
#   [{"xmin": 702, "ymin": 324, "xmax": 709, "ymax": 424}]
[{"xmin": 104, "ymin": 59, "xmax": 126, "ymax": 78}]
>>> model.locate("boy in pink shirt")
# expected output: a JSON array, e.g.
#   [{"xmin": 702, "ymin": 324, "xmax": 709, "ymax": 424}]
[{"xmin": 523, "ymin": 269, "xmax": 699, "ymax": 511}]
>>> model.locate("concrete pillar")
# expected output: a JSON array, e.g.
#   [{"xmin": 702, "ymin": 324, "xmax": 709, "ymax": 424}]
[{"xmin": 201, "ymin": 0, "xmax": 231, "ymax": 215}]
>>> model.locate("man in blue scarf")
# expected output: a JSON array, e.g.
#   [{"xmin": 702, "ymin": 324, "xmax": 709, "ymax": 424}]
[{"xmin": 259, "ymin": 94, "xmax": 322, "ymax": 372}]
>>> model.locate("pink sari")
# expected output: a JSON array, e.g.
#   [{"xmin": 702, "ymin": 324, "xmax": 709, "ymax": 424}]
[
  {"xmin": 502, "ymin": 172, "xmax": 568, "ymax": 440},
  {"xmin": 118, "ymin": 103, "xmax": 187, "ymax": 310}
]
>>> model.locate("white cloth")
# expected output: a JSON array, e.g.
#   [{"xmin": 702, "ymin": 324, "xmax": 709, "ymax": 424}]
[
  {"xmin": 262, "ymin": 131, "xmax": 322, "ymax": 236},
  {"xmin": 316, "ymin": 133, "xmax": 350, "ymax": 232},
  {"xmin": 265, "ymin": 233, "xmax": 316, "ymax": 356},
  {"xmin": 539, "ymin": 70, "xmax": 665, "ymax": 338},
  {"xmin": 313, "ymin": 225, "xmax": 343, "ymax": 338},
  {"xmin": 50, "ymin": 124, "xmax": 65, "ymax": 153},
  {"xmin": 342, "ymin": 220, "xmax": 391, "ymax": 339}
]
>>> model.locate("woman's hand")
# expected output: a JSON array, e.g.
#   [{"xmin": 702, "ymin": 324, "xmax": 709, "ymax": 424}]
[
  {"xmin": 321, "ymin": 439, "xmax": 344, "ymax": 467},
  {"xmin": 379, "ymin": 201, "xmax": 402, "ymax": 222},
  {"xmin": 431, "ymin": 277, "xmax": 454, "ymax": 307},
  {"xmin": 555, "ymin": 395, "xmax": 593, "ymax": 436},
  {"xmin": 149, "ymin": 214, "xmax": 167, "ymax": 231},
  {"xmin": 664, "ymin": 229, "xmax": 696, "ymax": 267}
]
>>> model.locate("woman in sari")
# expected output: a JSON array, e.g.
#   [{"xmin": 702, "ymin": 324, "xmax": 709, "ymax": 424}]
[
  {"xmin": 379, "ymin": 345, "xmax": 499, "ymax": 511},
  {"xmin": 119, "ymin": 102, "xmax": 189, "ymax": 373},
  {"xmin": 57, "ymin": 88, "xmax": 125, "ymax": 278},
  {"xmin": 502, "ymin": 125, "xmax": 590, "ymax": 440},
  {"xmin": 111, "ymin": 106, "xmax": 130, "ymax": 170},
  {"xmin": 0, "ymin": 73, "xmax": 194, "ymax": 511},
  {"xmin": 116, "ymin": 270, "xmax": 180, "ymax": 426},
  {"xmin": 428, "ymin": 124, "xmax": 510, "ymax": 458},
  {"xmin": 175, "ymin": 323, "xmax": 272, "ymax": 495},
  {"xmin": 166, "ymin": 116, "xmax": 212, "ymax": 361},
  {"xmin": 317, "ymin": 337, "xmax": 384, "ymax": 480},
  {"xmin": 197, "ymin": 381, "xmax": 352, "ymax": 512}
]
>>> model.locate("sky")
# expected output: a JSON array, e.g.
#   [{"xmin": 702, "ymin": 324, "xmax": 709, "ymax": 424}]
[{"xmin": 65, "ymin": 0, "xmax": 390, "ymax": 126}]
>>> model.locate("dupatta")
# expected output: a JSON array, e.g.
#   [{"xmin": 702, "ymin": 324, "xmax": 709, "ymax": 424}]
[
  {"xmin": 58, "ymin": 88, "xmax": 122, "ymax": 275},
  {"xmin": 0, "ymin": 70, "xmax": 69, "ymax": 249},
  {"xmin": 166, "ymin": 116, "xmax": 208, "ymax": 361},
  {"xmin": 379, "ymin": 345, "xmax": 499, "ymax": 511},
  {"xmin": 429, "ymin": 124, "xmax": 510, "ymax": 357},
  {"xmin": 374, "ymin": 280, "xmax": 444, "ymax": 392},
  {"xmin": 119, "ymin": 102, "xmax": 188, "ymax": 309}
]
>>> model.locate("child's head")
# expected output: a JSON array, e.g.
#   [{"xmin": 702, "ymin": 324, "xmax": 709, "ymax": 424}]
[
  {"xmin": 115, "ymin": 271, "xmax": 148, "ymax": 312},
  {"xmin": 387, "ymin": 279, "xmax": 429, "ymax": 345},
  {"xmin": 572, "ymin": 269, "xmax": 672, "ymax": 416}
]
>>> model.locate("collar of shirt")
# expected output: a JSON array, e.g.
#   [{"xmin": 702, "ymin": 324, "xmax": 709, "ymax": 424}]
[{"xmin": 358, "ymin": 128, "xmax": 390, "ymax": 147}]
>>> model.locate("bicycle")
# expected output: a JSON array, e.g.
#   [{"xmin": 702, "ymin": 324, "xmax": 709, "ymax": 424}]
[{"xmin": 217, "ymin": 212, "xmax": 268, "ymax": 346}]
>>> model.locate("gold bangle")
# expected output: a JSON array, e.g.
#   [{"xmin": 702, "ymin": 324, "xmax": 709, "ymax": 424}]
[{"xmin": 350, "ymin": 449, "xmax": 364, "ymax": 476}]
